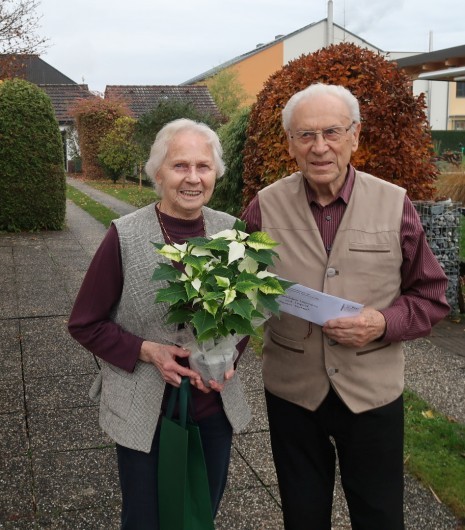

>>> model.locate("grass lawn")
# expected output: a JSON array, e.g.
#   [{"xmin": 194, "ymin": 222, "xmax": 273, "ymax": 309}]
[
  {"xmin": 81, "ymin": 179, "xmax": 158, "ymax": 208},
  {"xmin": 404, "ymin": 389, "xmax": 465, "ymax": 521},
  {"xmin": 66, "ymin": 185, "xmax": 119, "ymax": 228}
]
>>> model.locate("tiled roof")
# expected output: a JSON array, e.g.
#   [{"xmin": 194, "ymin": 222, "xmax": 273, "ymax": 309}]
[
  {"xmin": 38, "ymin": 84, "xmax": 96, "ymax": 124},
  {"xmin": 104, "ymin": 85, "xmax": 221, "ymax": 120}
]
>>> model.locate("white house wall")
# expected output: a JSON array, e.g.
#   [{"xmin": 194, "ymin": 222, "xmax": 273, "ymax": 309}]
[{"xmin": 283, "ymin": 22, "xmax": 379, "ymax": 65}]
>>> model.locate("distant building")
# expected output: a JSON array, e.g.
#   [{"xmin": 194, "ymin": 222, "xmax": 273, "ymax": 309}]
[
  {"xmin": 0, "ymin": 54, "xmax": 95, "ymax": 169},
  {"xmin": 104, "ymin": 85, "xmax": 221, "ymax": 120},
  {"xmin": 181, "ymin": 1, "xmax": 465, "ymax": 132}
]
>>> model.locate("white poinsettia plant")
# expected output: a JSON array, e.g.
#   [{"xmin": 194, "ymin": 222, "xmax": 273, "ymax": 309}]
[{"xmin": 151, "ymin": 219, "xmax": 293, "ymax": 344}]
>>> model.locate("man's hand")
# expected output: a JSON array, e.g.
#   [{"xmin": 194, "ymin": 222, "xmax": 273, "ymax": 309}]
[{"xmin": 322, "ymin": 307, "xmax": 386, "ymax": 348}]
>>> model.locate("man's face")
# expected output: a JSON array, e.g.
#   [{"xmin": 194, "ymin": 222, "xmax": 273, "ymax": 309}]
[{"xmin": 287, "ymin": 94, "xmax": 361, "ymax": 202}]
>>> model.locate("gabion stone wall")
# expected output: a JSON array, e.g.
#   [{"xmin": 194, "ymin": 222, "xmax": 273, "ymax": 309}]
[{"xmin": 413, "ymin": 200, "xmax": 462, "ymax": 314}]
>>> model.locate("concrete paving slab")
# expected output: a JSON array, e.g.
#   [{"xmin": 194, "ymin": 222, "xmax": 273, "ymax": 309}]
[
  {"xmin": 234, "ymin": 432, "xmax": 278, "ymax": 487},
  {"xmin": 33, "ymin": 448, "xmax": 119, "ymax": 515},
  {"xmin": 0, "ymin": 454, "xmax": 34, "ymax": 524},
  {"xmin": 20, "ymin": 318, "xmax": 96, "ymax": 378},
  {"xmin": 35, "ymin": 506, "xmax": 121, "ymax": 530},
  {"xmin": 25, "ymin": 374, "xmax": 97, "ymax": 411},
  {"xmin": 0, "ymin": 380, "xmax": 24, "ymax": 414},
  {"xmin": 0, "ymin": 414, "xmax": 28, "ymax": 455},
  {"xmin": 28, "ymin": 407, "xmax": 109, "ymax": 452}
]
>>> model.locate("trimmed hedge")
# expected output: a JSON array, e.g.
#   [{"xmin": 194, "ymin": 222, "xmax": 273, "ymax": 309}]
[
  {"xmin": 0, "ymin": 79, "xmax": 66, "ymax": 231},
  {"xmin": 431, "ymin": 131, "xmax": 465, "ymax": 154}
]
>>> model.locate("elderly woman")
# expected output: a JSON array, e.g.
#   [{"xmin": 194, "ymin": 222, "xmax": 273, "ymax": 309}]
[{"xmin": 68, "ymin": 119, "xmax": 251, "ymax": 529}]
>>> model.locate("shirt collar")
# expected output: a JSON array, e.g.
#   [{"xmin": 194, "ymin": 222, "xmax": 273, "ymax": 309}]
[{"xmin": 304, "ymin": 165, "xmax": 355, "ymax": 206}]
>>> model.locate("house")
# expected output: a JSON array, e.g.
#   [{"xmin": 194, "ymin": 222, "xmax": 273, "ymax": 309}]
[
  {"xmin": 104, "ymin": 85, "xmax": 222, "ymax": 120},
  {"xmin": 395, "ymin": 45, "xmax": 465, "ymax": 131},
  {"xmin": 0, "ymin": 54, "xmax": 96, "ymax": 168},
  {"xmin": 181, "ymin": 0, "xmax": 464, "ymax": 131}
]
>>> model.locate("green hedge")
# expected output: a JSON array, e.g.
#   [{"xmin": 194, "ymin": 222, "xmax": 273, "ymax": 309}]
[
  {"xmin": 431, "ymin": 130, "xmax": 465, "ymax": 154},
  {"xmin": 0, "ymin": 79, "xmax": 66, "ymax": 231}
]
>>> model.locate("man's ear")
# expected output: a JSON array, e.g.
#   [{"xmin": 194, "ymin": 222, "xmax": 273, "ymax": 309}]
[
  {"xmin": 351, "ymin": 122, "xmax": 362, "ymax": 153},
  {"xmin": 287, "ymin": 131, "xmax": 295, "ymax": 158}
]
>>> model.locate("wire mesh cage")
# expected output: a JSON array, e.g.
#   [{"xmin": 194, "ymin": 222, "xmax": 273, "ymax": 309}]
[{"xmin": 413, "ymin": 200, "xmax": 462, "ymax": 314}]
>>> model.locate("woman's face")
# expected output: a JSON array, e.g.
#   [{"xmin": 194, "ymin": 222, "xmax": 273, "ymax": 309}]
[{"xmin": 155, "ymin": 130, "xmax": 217, "ymax": 219}]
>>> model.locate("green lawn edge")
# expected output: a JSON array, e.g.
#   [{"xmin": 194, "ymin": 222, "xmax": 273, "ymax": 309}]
[{"xmin": 66, "ymin": 185, "xmax": 120, "ymax": 228}]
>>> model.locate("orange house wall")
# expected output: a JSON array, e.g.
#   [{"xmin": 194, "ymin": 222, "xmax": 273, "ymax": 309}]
[{"xmin": 227, "ymin": 42, "xmax": 284, "ymax": 105}]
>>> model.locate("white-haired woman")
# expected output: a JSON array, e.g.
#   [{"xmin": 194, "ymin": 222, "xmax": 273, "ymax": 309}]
[{"xmin": 69, "ymin": 119, "xmax": 251, "ymax": 529}]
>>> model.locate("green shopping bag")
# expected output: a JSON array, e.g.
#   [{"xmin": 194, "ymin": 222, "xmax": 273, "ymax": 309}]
[{"xmin": 158, "ymin": 377, "xmax": 215, "ymax": 530}]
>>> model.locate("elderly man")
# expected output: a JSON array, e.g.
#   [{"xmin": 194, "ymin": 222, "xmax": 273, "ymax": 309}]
[{"xmin": 242, "ymin": 83, "xmax": 449, "ymax": 530}]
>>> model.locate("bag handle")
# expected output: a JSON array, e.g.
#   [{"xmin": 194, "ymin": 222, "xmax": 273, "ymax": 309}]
[{"xmin": 165, "ymin": 377, "xmax": 190, "ymax": 428}]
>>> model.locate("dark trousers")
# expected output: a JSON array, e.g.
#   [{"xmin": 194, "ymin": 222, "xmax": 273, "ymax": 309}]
[
  {"xmin": 265, "ymin": 387, "xmax": 404, "ymax": 530},
  {"xmin": 116, "ymin": 410, "xmax": 233, "ymax": 530}
]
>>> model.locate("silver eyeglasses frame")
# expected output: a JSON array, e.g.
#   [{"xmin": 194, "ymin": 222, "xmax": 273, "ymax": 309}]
[{"xmin": 289, "ymin": 122, "xmax": 356, "ymax": 144}]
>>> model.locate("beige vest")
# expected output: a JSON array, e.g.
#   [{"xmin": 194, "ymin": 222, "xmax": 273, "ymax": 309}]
[{"xmin": 259, "ymin": 171, "xmax": 406, "ymax": 413}]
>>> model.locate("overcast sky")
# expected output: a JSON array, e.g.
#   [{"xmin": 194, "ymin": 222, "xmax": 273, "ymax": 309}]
[{"xmin": 37, "ymin": 0, "xmax": 464, "ymax": 94}]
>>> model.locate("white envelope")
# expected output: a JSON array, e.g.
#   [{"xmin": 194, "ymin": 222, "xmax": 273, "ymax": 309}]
[{"xmin": 277, "ymin": 283, "xmax": 363, "ymax": 326}]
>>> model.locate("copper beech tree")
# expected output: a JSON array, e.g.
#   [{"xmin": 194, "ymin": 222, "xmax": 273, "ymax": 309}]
[
  {"xmin": 70, "ymin": 97, "xmax": 130, "ymax": 179},
  {"xmin": 242, "ymin": 42, "xmax": 437, "ymax": 208}
]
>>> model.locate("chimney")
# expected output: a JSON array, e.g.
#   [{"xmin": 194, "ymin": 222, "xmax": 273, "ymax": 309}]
[{"xmin": 327, "ymin": 0, "xmax": 334, "ymax": 46}]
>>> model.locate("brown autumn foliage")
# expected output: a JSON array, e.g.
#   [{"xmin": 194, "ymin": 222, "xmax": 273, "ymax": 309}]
[
  {"xmin": 242, "ymin": 42, "xmax": 437, "ymax": 208},
  {"xmin": 70, "ymin": 97, "xmax": 130, "ymax": 179}
]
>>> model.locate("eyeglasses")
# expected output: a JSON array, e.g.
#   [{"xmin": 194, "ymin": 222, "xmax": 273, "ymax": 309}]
[{"xmin": 290, "ymin": 123, "xmax": 355, "ymax": 145}]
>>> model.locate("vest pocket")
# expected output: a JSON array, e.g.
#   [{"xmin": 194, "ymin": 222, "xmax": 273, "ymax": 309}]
[
  {"xmin": 349, "ymin": 242, "xmax": 390, "ymax": 253},
  {"xmin": 270, "ymin": 330, "xmax": 305, "ymax": 353},
  {"xmin": 356, "ymin": 342, "xmax": 392, "ymax": 356},
  {"xmin": 101, "ymin": 365, "xmax": 136, "ymax": 420}
]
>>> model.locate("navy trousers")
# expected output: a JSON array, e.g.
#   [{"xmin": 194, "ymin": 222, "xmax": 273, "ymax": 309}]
[
  {"xmin": 265, "ymin": 387, "xmax": 404, "ymax": 530},
  {"xmin": 116, "ymin": 410, "xmax": 233, "ymax": 530}
]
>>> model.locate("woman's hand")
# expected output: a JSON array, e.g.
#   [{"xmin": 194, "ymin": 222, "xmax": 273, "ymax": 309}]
[
  {"xmin": 139, "ymin": 340, "xmax": 202, "ymax": 387},
  {"xmin": 202, "ymin": 367, "xmax": 235, "ymax": 393}
]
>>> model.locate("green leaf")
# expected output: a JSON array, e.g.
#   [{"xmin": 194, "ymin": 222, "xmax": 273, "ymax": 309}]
[
  {"xmin": 183, "ymin": 254, "xmax": 210, "ymax": 271},
  {"xmin": 166, "ymin": 308, "xmax": 192, "ymax": 324},
  {"xmin": 235, "ymin": 271, "xmax": 263, "ymax": 293},
  {"xmin": 223, "ymin": 314, "xmax": 255, "ymax": 335},
  {"xmin": 186, "ymin": 236, "xmax": 209, "ymax": 247},
  {"xmin": 151, "ymin": 241, "xmax": 166, "ymax": 250},
  {"xmin": 228, "ymin": 298, "xmax": 255, "ymax": 320},
  {"xmin": 233, "ymin": 219, "xmax": 247, "ymax": 232},
  {"xmin": 245, "ymin": 248, "xmax": 276, "ymax": 266},
  {"xmin": 204, "ymin": 238, "xmax": 230, "ymax": 252},
  {"xmin": 155, "ymin": 284, "xmax": 188, "ymax": 305},
  {"xmin": 257, "ymin": 292, "xmax": 281, "ymax": 314},
  {"xmin": 203, "ymin": 299, "xmax": 219, "ymax": 316},
  {"xmin": 259, "ymin": 277, "xmax": 286, "ymax": 295},
  {"xmin": 215, "ymin": 275, "xmax": 230, "ymax": 288},
  {"xmin": 151, "ymin": 263, "xmax": 181, "ymax": 282},
  {"xmin": 247, "ymin": 231, "xmax": 279, "ymax": 251},
  {"xmin": 185, "ymin": 281, "xmax": 199, "ymax": 300},
  {"xmin": 191, "ymin": 310, "xmax": 218, "ymax": 339}
]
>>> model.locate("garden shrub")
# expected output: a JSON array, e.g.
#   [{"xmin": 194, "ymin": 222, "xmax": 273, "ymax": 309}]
[
  {"xmin": 209, "ymin": 106, "xmax": 251, "ymax": 216},
  {"xmin": 70, "ymin": 97, "xmax": 129, "ymax": 179},
  {"xmin": 135, "ymin": 100, "xmax": 221, "ymax": 167},
  {"xmin": 242, "ymin": 42, "xmax": 438, "ymax": 208},
  {"xmin": 98, "ymin": 116, "xmax": 145, "ymax": 183},
  {"xmin": 0, "ymin": 79, "xmax": 66, "ymax": 231}
]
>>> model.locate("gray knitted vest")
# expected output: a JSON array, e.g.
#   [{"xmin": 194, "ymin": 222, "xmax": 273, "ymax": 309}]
[{"xmin": 89, "ymin": 203, "xmax": 251, "ymax": 453}]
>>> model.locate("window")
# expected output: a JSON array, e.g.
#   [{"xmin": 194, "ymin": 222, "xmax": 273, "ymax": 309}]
[{"xmin": 457, "ymin": 82, "xmax": 465, "ymax": 98}]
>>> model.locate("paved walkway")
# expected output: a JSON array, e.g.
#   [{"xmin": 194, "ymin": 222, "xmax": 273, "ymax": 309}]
[{"xmin": 0, "ymin": 177, "xmax": 463, "ymax": 529}]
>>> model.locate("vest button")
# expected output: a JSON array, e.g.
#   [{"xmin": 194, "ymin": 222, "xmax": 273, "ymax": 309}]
[
  {"xmin": 327, "ymin": 367, "xmax": 339, "ymax": 376},
  {"xmin": 327, "ymin": 338, "xmax": 338, "ymax": 346},
  {"xmin": 327, "ymin": 267, "xmax": 338, "ymax": 277}
]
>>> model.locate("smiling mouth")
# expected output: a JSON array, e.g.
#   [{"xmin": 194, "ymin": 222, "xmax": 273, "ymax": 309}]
[{"xmin": 180, "ymin": 190, "xmax": 202, "ymax": 197}]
